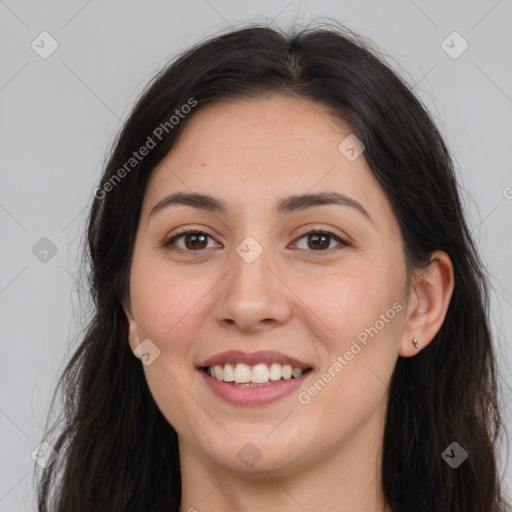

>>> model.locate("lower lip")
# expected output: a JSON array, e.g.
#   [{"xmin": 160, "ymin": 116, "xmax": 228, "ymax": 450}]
[{"xmin": 199, "ymin": 369, "xmax": 312, "ymax": 406}]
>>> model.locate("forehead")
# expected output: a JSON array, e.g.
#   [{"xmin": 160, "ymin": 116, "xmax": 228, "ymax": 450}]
[
  {"xmin": 142, "ymin": 95, "xmax": 394, "ymax": 226},
  {"xmin": 157, "ymin": 95, "xmax": 351, "ymax": 164}
]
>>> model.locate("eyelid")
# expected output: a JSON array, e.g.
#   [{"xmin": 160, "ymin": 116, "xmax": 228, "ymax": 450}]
[{"xmin": 162, "ymin": 226, "xmax": 350, "ymax": 254}]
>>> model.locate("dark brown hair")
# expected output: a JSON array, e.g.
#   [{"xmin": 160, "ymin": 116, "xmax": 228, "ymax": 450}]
[{"xmin": 36, "ymin": 21, "xmax": 510, "ymax": 511}]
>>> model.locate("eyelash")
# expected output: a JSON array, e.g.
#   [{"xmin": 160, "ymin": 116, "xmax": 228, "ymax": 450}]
[{"xmin": 162, "ymin": 227, "xmax": 349, "ymax": 256}]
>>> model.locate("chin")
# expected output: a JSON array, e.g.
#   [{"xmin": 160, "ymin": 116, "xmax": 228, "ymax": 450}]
[{"xmin": 203, "ymin": 432, "xmax": 308, "ymax": 475}]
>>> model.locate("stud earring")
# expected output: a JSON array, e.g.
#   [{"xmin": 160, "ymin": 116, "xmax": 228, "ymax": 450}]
[{"xmin": 412, "ymin": 338, "xmax": 421, "ymax": 350}]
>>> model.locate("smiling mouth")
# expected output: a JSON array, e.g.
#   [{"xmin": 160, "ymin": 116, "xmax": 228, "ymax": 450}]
[{"xmin": 201, "ymin": 362, "xmax": 313, "ymax": 387}]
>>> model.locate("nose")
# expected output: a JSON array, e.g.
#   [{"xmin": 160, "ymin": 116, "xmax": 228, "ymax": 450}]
[{"xmin": 213, "ymin": 242, "xmax": 293, "ymax": 334}]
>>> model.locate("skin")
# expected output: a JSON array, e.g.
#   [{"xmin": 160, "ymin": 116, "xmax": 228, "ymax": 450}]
[{"xmin": 123, "ymin": 95, "xmax": 454, "ymax": 512}]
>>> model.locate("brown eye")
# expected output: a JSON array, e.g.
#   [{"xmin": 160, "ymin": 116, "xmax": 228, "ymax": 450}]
[
  {"xmin": 164, "ymin": 230, "xmax": 218, "ymax": 252},
  {"xmin": 293, "ymin": 230, "xmax": 347, "ymax": 252},
  {"xmin": 306, "ymin": 233, "xmax": 330, "ymax": 250},
  {"xmin": 182, "ymin": 232, "xmax": 208, "ymax": 250}
]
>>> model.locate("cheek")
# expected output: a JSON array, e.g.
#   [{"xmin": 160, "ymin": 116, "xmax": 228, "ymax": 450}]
[
  {"xmin": 297, "ymin": 275, "xmax": 403, "ymax": 433},
  {"xmin": 293, "ymin": 259, "xmax": 406, "ymax": 397},
  {"xmin": 296, "ymin": 262, "xmax": 402, "ymax": 338},
  {"xmin": 129, "ymin": 260, "xmax": 212, "ymax": 430},
  {"xmin": 130, "ymin": 254, "xmax": 212, "ymax": 344}
]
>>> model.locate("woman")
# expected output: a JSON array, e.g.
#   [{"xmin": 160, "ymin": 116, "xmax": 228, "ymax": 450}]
[{"xmin": 36, "ymin": 22, "xmax": 509, "ymax": 511}]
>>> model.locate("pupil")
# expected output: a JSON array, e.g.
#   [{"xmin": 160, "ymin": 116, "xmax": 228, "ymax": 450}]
[
  {"xmin": 309, "ymin": 233, "xmax": 329, "ymax": 250},
  {"xmin": 185, "ymin": 233, "xmax": 207, "ymax": 250}
]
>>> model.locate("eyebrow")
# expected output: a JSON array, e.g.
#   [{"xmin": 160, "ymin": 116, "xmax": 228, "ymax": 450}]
[{"xmin": 148, "ymin": 191, "xmax": 373, "ymax": 223}]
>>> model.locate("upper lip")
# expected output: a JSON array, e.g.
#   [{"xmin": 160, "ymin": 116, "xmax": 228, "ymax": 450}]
[{"xmin": 198, "ymin": 350, "xmax": 313, "ymax": 370}]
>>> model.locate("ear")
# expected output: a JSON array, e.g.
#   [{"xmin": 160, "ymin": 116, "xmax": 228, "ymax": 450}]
[
  {"xmin": 121, "ymin": 296, "xmax": 141, "ymax": 354},
  {"xmin": 399, "ymin": 250, "xmax": 454, "ymax": 357}
]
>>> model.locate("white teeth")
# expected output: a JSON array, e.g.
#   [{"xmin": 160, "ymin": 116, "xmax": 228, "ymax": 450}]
[
  {"xmin": 234, "ymin": 363, "xmax": 251, "ymax": 383},
  {"xmin": 292, "ymin": 367, "xmax": 303, "ymax": 378},
  {"xmin": 282, "ymin": 364, "xmax": 293, "ymax": 380},
  {"xmin": 214, "ymin": 364, "xmax": 224, "ymax": 380},
  {"xmin": 223, "ymin": 363, "xmax": 235, "ymax": 382},
  {"xmin": 269, "ymin": 363, "xmax": 282, "ymax": 381},
  {"xmin": 251, "ymin": 364, "xmax": 270, "ymax": 384},
  {"xmin": 206, "ymin": 362, "xmax": 309, "ymax": 385}
]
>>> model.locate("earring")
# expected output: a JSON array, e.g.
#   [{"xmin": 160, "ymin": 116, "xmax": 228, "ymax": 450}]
[{"xmin": 412, "ymin": 338, "xmax": 421, "ymax": 350}]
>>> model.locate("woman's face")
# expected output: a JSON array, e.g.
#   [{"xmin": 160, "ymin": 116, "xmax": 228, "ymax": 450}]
[{"xmin": 124, "ymin": 95, "xmax": 412, "ymax": 476}]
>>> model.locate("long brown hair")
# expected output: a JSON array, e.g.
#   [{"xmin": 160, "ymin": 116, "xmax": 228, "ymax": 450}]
[{"xmin": 36, "ymin": 22, "xmax": 510, "ymax": 511}]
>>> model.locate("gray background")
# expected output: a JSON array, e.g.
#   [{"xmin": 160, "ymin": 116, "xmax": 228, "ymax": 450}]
[{"xmin": 1, "ymin": 0, "xmax": 511, "ymax": 510}]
